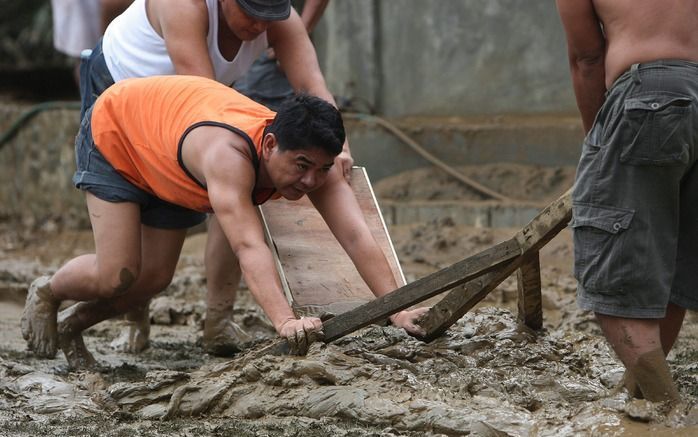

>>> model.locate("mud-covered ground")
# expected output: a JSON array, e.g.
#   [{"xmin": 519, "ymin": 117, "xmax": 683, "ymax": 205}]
[
  {"xmin": 373, "ymin": 163, "xmax": 576, "ymax": 204},
  {"xmin": 1, "ymin": 166, "xmax": 697, "ymax": 436}
]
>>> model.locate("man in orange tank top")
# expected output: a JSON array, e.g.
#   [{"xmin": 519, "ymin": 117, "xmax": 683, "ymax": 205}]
[
  {"xmin": 82, "ymin": 0, "xmax": 348, "ymax": 357},
  {"xmin": 557, "ymin": 0, "xmax": 698, "ymax": 403},
  {"xmin": 20, "ymin": 75, "xmax": 428, "ymax": 369}
]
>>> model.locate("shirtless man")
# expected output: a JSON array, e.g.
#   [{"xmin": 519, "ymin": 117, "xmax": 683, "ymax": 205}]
[
  {"xmin": 20, "ymin": 75, "xmax": 428, "ymax": 369},
  {"xmin": 556, "ymin": 0, "xmax": 698, "ymax": 402},
  {"xmin": 78, "ymin": 0, "xmax": 353, "ymax": 355}
]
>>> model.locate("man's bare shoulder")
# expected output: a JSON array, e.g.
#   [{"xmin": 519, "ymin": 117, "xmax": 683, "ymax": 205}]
[
  {"xmin": 181, "ymin": 125, "xmax": 257, "ymax": 188},
  {"xmin": 147, "ymin": 0, "xmax": 209, "ymax": 33}
]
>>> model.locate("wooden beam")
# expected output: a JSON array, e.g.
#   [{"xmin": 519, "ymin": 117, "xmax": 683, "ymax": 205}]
[
  {"xmin": 516, "ymin": 252, "xmax": 542, "ymax": 330},
  {"xmin": 417, "ymin": 189, "xmax": 572, "ymax": 340},
  {"xmin": 417, "ymin": 269, "xmax": 510, "ymax": 342},
  {"xmin": 322, "ymin": 237, "xmax": 522, "ymax": 342}
]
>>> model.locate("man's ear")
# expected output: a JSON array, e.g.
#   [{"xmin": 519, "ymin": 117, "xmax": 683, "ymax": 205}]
[{"xmin": 262, "ymin": 133, "xmax": 278, "ymax": 160}]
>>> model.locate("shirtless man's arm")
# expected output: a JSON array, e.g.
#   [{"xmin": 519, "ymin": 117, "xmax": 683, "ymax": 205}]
[{"xmin": 555, "ymin": 0, "xmax": 606, "ymax": 133}]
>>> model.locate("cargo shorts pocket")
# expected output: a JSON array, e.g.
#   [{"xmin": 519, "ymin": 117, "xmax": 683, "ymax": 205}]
[
  {"xmin": 618, "ymin": 92, "xmax": 692, "ymax": 166},
  {"xmin": 572, "ymin": 203, "xmax": 635, "ymax": 294}
]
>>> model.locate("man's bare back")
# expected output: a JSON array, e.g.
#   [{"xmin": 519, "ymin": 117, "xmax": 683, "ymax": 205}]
[{"xmin": 594, "ymin": 0, "xmax": 698, "ymax": 86}]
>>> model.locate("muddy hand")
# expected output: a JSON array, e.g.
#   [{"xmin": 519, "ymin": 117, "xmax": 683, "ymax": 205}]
[
  {"xmin": 390, "ymin": 307, "xmax": 430, "ymax": 337},
  {"xmin": 279, "ymin": 317, "xmax": 324, "ymax": 355}
]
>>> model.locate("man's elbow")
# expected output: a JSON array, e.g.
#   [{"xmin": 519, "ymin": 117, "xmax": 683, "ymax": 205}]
[{"xmin": 570, "ymin": 52, "xmax": 604, "ymax": 78}]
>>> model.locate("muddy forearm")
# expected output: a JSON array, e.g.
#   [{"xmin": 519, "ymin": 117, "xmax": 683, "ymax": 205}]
[{"xmin": 236, "ymin": 246, "xmax": 296, "ymax": 332}]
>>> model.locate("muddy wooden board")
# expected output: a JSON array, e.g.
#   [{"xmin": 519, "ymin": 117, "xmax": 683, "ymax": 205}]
[
  {"xmin": 321, "ymin": 188, "xmax": 572, "ymax": 342},
  {"xmin": 259, "ymin": 167, "xmax": 405, "ymax": 317}
]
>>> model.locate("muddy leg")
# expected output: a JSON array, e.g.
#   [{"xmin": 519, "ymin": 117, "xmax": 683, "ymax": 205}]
[
  {"xmin": 597, "ymin": 313, "xmax": 682, "ymax": 402},
  {"xmin": 631, "ymin": 348, "xmax": 681, "ymax": 403},
  {"xmin": 204, "ymin": 306, "xmax": 252, "ymax": 356},
  {"xmin": 20, "ymin": 276, "xmax": 60, "ymax": 358},
  {"xmin": 57, "ymin": 303, "xmax": 101, "ymax": 369},
  {"xmin": 659, "ymin": 303, "xmax": 686, "ymax": 355},
  {"xmin": 110, "ymin": 301, "xmax": 151, "ymax": 353},
  {"xmin": 203, "ymin": 216, "xmax": 250, "ymax": 356},
  {"xmin": 618, "ymin": 303, "xmax": 687, "ymax": 399},
  {"xmin": 620, "ymin": 370, "xmax": 644, "ymax": 399}
]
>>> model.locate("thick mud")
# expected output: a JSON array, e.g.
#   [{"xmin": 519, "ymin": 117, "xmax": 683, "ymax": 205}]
[{"xmin": 1, "ymin": 166, "xmax": 697, "ymax": 436}]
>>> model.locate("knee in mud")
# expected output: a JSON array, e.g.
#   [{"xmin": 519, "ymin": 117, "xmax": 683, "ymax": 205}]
[{"xmin": 98, "ymin": 267, "xmax": 138, "ymax": 299}]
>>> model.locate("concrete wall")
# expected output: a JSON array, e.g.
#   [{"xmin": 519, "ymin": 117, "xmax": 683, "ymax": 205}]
[
  {"xmin": 0, "ymin": 2, "xmax": 584, "ymax": 227},
  {"xmin": 314, "ymin": 0, "xmax": 577, "ymax": 117}
]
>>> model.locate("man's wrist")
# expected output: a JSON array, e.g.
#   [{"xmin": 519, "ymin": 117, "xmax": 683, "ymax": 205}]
[
  {"xmin": 273, "ymin": 315, "xmax": 297, "ymax": 333},
  {"xmin": 388, "ymin": 311, "xmax": 403, "ymax": 325}
]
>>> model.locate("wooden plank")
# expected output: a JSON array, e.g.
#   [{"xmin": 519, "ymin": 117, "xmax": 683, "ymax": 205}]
[
  {"xmin": 259, "ymin": 167, "xmax": 405, "ymax": 317},
  {"xmin": 417, "ymin": 188, "xmax": 572, "ymax": 340},
  {"xmin": 322, "ymin": 237, "xmax": 522, "ymax": 342},
  {"xmin": 516, "ymin": 252, "xmax": 542, "ymax": 330},
  {"xmin": 417, "ymin": 263, "xmax": 517, "ymax": 342}
]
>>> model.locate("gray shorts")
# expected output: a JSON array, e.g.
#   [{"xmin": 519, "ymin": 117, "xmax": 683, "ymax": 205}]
[
  {"xmin": 573, "ymin": 60, "xmax": 698, "ymax": 318},
  {"xmin": 72, "ymin": 107, "xmax": 207, "ymax": 229}
]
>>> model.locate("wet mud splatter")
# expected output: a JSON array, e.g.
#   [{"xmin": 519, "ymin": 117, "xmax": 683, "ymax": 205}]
[{"xmin": 1, "ymin": 170, "xmax": 697, "ymax": 435}]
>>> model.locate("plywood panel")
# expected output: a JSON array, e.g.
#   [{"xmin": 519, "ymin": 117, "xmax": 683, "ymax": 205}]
[{"xmin": 259, "ymin": 167, "xmax": 405, "ymax": 316}]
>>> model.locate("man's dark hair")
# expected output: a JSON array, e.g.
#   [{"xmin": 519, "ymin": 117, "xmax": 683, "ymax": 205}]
[{"xmin": 268, "ymin": 94, "xmax": 345, "ymax": 156}]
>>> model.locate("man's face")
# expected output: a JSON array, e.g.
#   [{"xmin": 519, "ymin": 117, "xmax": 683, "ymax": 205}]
[
  {"xmin": 264, "ymin": 135, "xmax": 336, "ymax": 201},
  {"xmin": 220, "ymin": 0, "xmax": 271, "ymax": 41}
]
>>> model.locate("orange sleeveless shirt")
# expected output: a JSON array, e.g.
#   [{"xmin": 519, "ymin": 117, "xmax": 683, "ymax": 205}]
[{"xmin": 91, "ymin": 75, "xmax": 278, "ymax": 212}]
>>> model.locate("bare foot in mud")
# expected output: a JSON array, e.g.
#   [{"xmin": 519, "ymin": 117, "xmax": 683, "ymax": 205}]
[
  {"xmin": 109, "ymin": 306, "xmax": 151, "ymax": 353},
  {"xmin": 57, "ymin": 304, "xmax": 98, "ymax": 370},
  {"xmin": 20, "ymin": 276, "xmax": 59, "ymax": 358},
  {"xmin": 203, "ymin": 317, "xmax": 253, "ymax": 357},
  {"xmin": 109, "ymin": 324, "xmax": 150, "ymax": 353}
]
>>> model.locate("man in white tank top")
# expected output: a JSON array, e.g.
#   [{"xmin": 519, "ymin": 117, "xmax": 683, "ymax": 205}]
[{"xmin": 78, "ymin": 0, "xmax": 373, "ymax": 358}]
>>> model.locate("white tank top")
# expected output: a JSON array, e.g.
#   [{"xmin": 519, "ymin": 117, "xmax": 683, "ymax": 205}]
[{"xmin": 102, "ymin": 0, "xmax": 268, "ymax": 85}]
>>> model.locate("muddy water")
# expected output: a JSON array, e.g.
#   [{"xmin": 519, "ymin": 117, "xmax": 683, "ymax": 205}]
[{"xmin": 1, "ymin": 211, "xmax": 697, "ymax": 435}]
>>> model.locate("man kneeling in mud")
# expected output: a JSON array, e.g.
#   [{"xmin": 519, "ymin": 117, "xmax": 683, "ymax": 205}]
[{"xmin": 21, "ymin": 75, "xmax": 427, "ymax": 368}]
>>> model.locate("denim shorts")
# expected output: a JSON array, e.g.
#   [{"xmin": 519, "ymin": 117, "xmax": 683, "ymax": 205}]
[
  {"xmin": 573, "ymin": 60, "xmax": 698, "ymax": 317},
  {"xmin": 72, "ymin": 107, "xmax": 207, "ymax": 229},
  {"xmin": 79, "ymin": 38, "xmax": 115, "ymax": 122}
]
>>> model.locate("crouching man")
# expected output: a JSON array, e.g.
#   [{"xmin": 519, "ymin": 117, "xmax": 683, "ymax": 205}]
[{"xmin": 21, "ymin": 75, "xmax": 427, "ymax": 368}]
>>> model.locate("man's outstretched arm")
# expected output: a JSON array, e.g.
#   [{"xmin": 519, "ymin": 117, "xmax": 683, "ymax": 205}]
[
  {"xmin": 309, "ymin": 168, "xmax": 428, "ymax": 336},
  {"xmin": 203, "ymin": 139, "xmax": 323, "ymax": 354}
]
